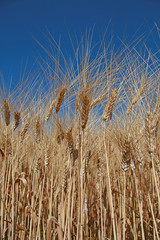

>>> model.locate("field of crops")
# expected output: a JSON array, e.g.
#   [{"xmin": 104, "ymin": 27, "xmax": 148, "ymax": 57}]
[{"xmin": 0, "ymin": 32, "xmax": 160, "ymax": 239}]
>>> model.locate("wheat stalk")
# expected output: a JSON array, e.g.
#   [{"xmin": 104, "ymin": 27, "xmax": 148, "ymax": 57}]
[
  {"xmin": 118, "ymin": 133, "xmax": 132, "ymax": 240},
  {"xmin": 102, "ymin": 118, "xmax": 117, "ymax": 240},
  {"xmin": 145, "ymin": 109, "xmax": 160, "ymax": 213}
]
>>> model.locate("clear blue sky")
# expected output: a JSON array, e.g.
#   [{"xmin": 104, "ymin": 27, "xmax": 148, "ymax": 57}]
[{"xmin": 0, "ymin": 0, "xmax": 160, "ymax": 89}]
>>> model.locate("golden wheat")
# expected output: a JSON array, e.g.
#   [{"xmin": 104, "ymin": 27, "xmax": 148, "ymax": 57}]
[
  {"xmin": 102, "ymin": 89, "xmax": 118, "ymax": 122},
  {"xmin": 1, "ymin": 32, "xmax": 160, "ymax": 240},
  {"xmin": 4, "ymin": 99, "xmax": 10, "ymax": 126},
  {"xmin": 45, "ymin": 99, "xmax": 56, "ymax": 122},
  {"xmin": 14, "ymin": 110, "xmax": 20, "ymax": 130},
  {"xmin": 55, "ymin": 86, "xmax": 67, "ymax": 114},
  {"xmin": 127, "ymin": 82, "xmax": 146, "ymax": 115}
]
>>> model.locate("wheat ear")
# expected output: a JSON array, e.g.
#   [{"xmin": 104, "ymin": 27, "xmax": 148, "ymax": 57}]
[
  {"xmin": 120, "ymin": 135, "xmax": 132, "ymax": 172},
  {"xmin": 45, "ymin": 99, "xmax": 56, "ymax": 122},
  {"xmin": 127, "ymin": 82, "xmax": 146, "ymax": 115},
  {"xmin": 4, "ymin": 100, "xmax": 10, "ymax": 126},
  {"xmin": 14, "ymin": 110, "xmax": 20, "ymax": 130},
  {"xmin": 66, "ymin": 127, "xmax": 74, "ymax": 179},
  {"xmin": 81, "ymin": 92, "xmax": 90, "ymax": 130},
  {"xmin": 35, "ymin": 115, "xmax": 41, "ymax": 143},
  {"xmin": 20, "ymin": 118, "xmax": 30, "ymax": 142},
  {"xmin": 102, "ymin": 89, "xmax": 118, "ymax": 122},
  {"xmin": 55, "ymin": 86, "xmax": 67, "ymax": 114},
  {"xmin": 90, "ymin": 92, "xmax": 107, "ymax": 109},
  {"xmin": 55, "ymin": 121, "xmax": 64, "ymax": 144},
  {"xmin": 66, "ymin": 127, "xmax": 74, "ymax": 155}
]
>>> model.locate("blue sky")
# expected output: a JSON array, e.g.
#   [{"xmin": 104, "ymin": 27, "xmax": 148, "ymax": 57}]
[{"xmin": 0, "ymin": 0, "xmax": 160, "ymax": 90}]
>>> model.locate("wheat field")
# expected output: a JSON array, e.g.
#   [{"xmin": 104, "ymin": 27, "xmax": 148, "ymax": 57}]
[{"xmin": 0, "ymin": 31, "xmax": 160, "ymax": 240}]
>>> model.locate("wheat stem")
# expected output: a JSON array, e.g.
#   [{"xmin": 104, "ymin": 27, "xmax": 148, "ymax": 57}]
[
  {"xmin": 104, "ymin": 122, "xmax": 117, "ymax": 240},
  {"xmin": 148, "ymin": 193, "xmax": 160, "ymax": 240},
  {"xmin": 123, "ymin": 172, "xmax": 126, "ymax": 240},
  {"xmin": 80, "ymin": 129, "xmax": 84, "ymax": 240}
]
